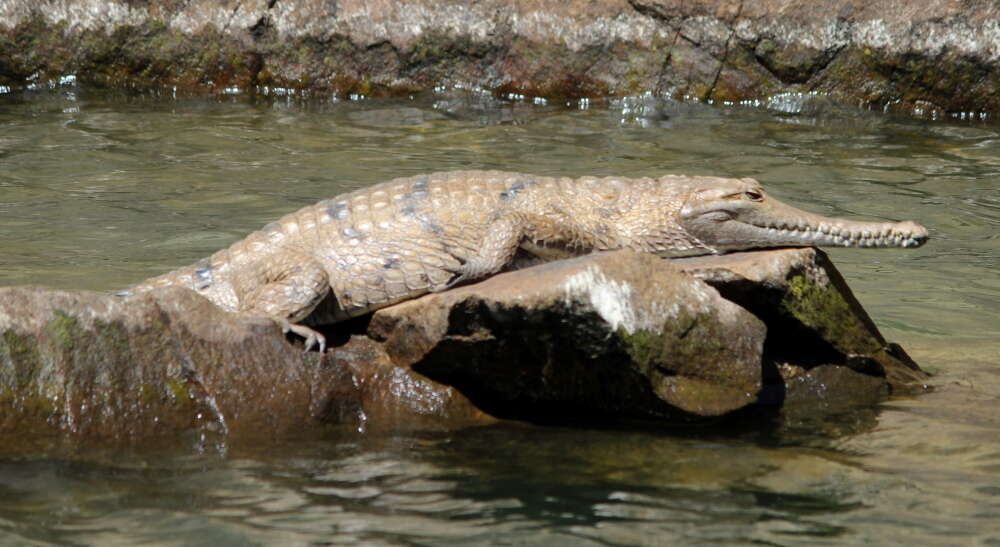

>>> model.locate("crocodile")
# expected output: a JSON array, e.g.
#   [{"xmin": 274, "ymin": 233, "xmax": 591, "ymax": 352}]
[{"xmin": 119, "ymin": 170, "xmax": 929, "ymax": 351}]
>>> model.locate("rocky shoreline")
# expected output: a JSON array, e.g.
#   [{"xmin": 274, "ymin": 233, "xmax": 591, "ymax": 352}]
[{"xmin": 1, "ymin": 0, "xmax": 998, "ymax": 118}]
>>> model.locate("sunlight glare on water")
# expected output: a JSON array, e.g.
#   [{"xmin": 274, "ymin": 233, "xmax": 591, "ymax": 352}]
[{"xmin": 0, "ymin": 85, "xmax": 999, "ymax": 545}]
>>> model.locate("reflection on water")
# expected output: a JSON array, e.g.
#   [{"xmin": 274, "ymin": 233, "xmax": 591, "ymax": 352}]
[{"xmin": 1, "ymin": 85, "xmax": 999, "ymax": 545}]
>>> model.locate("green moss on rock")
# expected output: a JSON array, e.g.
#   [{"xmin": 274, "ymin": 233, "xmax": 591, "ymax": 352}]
[
  {"xmin": 1, "ymin": 330, "xmax": 45, "ymax": 392},
  {"xmin": 783, "ymin": 273, "xmax": 881, "ymax": 355},
  {"xmin": 45, "ymin": 311, "xmax": 80, "ymax": 351}
]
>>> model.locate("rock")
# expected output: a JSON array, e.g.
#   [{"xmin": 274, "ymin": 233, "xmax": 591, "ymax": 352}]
[
  {"xmin": 368, "ymin": 248, "xmax": 925, "ymax": 426},
  {"xmin": 322, "ymin": 334, "xmax": 498, "ymax": 435},
  {"xmin": 0, "ymin": 285, "xmax": 492, "ymax": 453},
  {"xmin": 368, "ymin": 250, "xmax": 767, "ymax": 421},
  {"xmin": 0, "ymin": 249, "xmax": 926, "ymax": 450},
  {"xmin": 670, "ymin": 248, "xmax": 929, "ymax": 395},
  {"xmin": 0, "ymin": 0, "xmax": 997, "ymax": 116}
]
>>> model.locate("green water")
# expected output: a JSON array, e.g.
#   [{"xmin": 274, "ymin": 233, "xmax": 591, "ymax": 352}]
[{"xmin": 1, "ymin": 85, "xmax": 999, "ymax": 545}]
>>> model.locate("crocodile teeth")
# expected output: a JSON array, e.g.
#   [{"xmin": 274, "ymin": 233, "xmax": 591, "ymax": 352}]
[{"xmin": 750, "ymin": 221, "xmax": 925, "ymax": 249}]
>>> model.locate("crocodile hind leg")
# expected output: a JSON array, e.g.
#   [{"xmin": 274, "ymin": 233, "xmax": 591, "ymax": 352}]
[
  {"xmin": 241, "ymin": 261, "xmax": 331, "ymax": 352},
  {"xmin": 434, "ymin": 213, "xmax": 593, "ymax": 291}
]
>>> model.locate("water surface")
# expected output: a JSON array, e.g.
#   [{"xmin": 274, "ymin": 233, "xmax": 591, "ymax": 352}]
[{"xmin": 1, "ymin": 85, "xmax": 998, "ymax": 545}]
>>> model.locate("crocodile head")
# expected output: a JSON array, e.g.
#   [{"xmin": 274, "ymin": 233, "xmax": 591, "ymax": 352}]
[{"xmin": 678, "ymin": 177, "xmax": 928, "ymax": 253}]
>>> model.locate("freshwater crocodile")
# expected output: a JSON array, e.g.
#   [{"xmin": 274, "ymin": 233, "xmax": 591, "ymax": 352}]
[{"xmin": 120, "ymin": 170, "xmax": 929, "ymax": 351}]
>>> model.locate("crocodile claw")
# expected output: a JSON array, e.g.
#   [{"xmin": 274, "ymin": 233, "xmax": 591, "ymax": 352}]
[
  {"xmin": 431, "ymin": 272, "xmax": 470, "ymax": 293},
  {"xmin": 432, "ymin": 256, "xmax": 496, "ymax": 293},
  {"xmin": 277, "ymin": 318, "xmax": 327, "ymax": 353},
  {"xmin": 432, "ymin": 269, "xmax": 469, "ymax": 292}
]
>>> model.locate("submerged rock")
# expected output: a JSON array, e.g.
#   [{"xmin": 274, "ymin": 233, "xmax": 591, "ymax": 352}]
[
  {"xmin": 0, "ymin": 0, "xmax": 997, "ymax": 116},
  {"xmin": 0, "ymin": 249, "xmax": 925, "ymax": 450}
]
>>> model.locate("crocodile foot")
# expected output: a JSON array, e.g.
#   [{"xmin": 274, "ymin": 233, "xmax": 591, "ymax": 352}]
[
  {"xmin": 277, "ymin": 318, "xmax": 326, "ymax": 353},
  {"xmin": 432, "ymin": 257, "xmax": 499, "ymax": 293}
]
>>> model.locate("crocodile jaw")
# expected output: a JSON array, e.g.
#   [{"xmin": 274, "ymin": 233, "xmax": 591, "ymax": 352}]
[
  {"xmin": 678, "ymin": 179, "xmax": 929, "ymax": 253},
  {"xmin": 709, "ymin": 218, "xmax": 929, "ymax": 250}
]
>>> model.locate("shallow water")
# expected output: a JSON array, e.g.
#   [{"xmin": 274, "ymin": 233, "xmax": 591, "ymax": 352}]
[{"xmin": 1, "ymin": 85, "xmax": 999, "ymax": 545}]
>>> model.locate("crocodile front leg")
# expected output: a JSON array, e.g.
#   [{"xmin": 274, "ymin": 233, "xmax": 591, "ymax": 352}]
[{"xmin": 241, "ymin": 260, "xmax": 330, "ymax": 352}]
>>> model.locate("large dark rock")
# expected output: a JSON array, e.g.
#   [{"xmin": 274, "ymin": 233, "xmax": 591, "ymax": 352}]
[
  {"xmin": 0, "ymin": 249, "xmax": 926, "ymax": 450},
  {"xmin": 368, "ymin": 248, "xmax": 925, "ymax": 425},
  {"xmin": 0, "ymin": 0, "xmax": 996, "ymax": 116},
  {"xmin": 368, "ymin": 250, "xmax": 767, "ymax": 421}
]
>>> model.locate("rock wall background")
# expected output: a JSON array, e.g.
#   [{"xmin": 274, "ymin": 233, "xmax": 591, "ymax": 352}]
[{"xmin": 1, "ymin": 0, "xmax": 998, "ymax": 116}]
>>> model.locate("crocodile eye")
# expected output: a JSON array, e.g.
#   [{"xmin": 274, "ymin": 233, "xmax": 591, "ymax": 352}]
[{"xmin": 744, "ymin": 190, "xmax": 763, "ymax": 201}]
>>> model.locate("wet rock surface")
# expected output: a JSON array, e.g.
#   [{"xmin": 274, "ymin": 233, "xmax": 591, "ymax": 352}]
[
  {"xmin": 0, "ymin": 249, "xmax": 924, "ymax": 450},
  {"xmin": 0, "ymin": 285, "xmax": 493, "ymax": 453},
  {"xmin": 1, "ymin": 0, "xmax": 997, "ymax": 116}
]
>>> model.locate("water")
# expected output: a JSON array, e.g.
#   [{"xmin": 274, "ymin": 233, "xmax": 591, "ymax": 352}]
[{"xmin": 1, "ymin": 85, "xmax": 999, "ymax": 545}]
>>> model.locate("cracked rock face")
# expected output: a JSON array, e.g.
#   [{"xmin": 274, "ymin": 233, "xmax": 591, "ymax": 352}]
[{"xmin": 0, "ymin": 0, "xmax": 998, "ymax": 114}]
